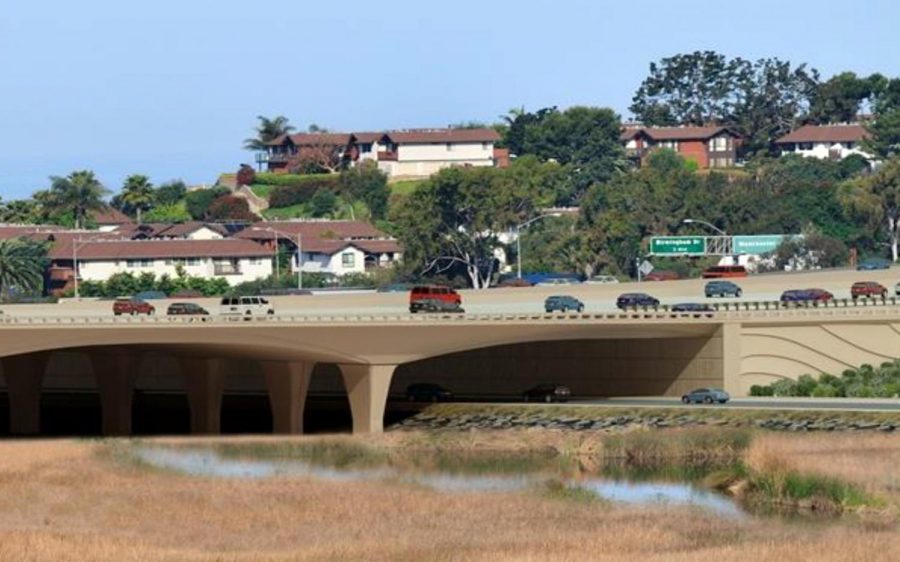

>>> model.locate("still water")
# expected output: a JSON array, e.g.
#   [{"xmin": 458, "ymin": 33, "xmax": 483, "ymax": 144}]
[{"xmin": 131, "ymin": 445, "xmax": 744, "ymax": 518}]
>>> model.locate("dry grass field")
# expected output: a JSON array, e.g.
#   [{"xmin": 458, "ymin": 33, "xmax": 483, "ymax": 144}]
[{"xmin": 0, "ymin": 432, "xmax": 898, "ymax": 562}]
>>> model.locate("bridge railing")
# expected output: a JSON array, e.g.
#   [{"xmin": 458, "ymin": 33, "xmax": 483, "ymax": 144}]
[{"xmin": 1, "ymin": 296, "xmax": 899, "ymax": 326}]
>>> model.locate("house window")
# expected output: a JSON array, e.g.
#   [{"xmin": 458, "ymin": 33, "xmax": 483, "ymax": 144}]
[
  {"xmin": 185, "ymin": 257, "xmax": 201, "ymax": 266},
  {"xmin": 341, "ymin": 252, "xmax": 356, "ymax": 268},
  {"xmin": 126, "ymin": 259, "xmax": 153, "ymax": 268},
  {"xmin": 708, "ymin": 136, "xmax": 728, "ymax": 152},
  {"xmin": 249, "ymin": 257, "xmax": 261, "ymax": 265},
  {"xmin": 799, "ymin": 142, "xmax": 814, "ymax": 150},
  {"xmin": 659, "ymin": 140, "xmax": 679, "ymax": 150},
  {"xmin": 446, "ymin": 143, "xmax": 453, "ymax": 151},
  {"xmin": 482, "ymin": 142, "xmax": 488, "ymax": 149}
]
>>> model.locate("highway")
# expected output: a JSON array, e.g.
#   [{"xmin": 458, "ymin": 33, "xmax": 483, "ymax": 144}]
[
  {"xmin": 568, "ymin": 397, "xmax": 900, "ymax": 412},
  {"xmin": 2, "ymin": 266, "xmax": 899, "ymax": 318}
]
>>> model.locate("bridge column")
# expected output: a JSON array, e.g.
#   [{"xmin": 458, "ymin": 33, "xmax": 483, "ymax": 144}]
[
  {"xmin": 721, "ymin": 322, "xmax": 742, "ymax": 395},
  {"xmin": 261, "ymin": 361, "xmax": 313, "ymax": 434},
  {"xmin": 339, "ymin": 364, "xmax": 396, "ymax": 434},
  {"xmin": 1, "ymin": 353, "xmax": 48, "ymax": 435},
  {"xmin": 91, "ymin": 352, "xmax": 139, "ymax": 436},
  {"xmin": 180, "ymin": 358, "xmax": 225, "ymax": 435}
]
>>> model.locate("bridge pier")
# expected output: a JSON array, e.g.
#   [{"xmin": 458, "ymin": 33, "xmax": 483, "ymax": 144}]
[
  {"xmin": 180, "ymin": 358, "xmax": 225, "ymax": 435},
  {"xmin": 720, "ymin": 323, "xmax": 742, "ymax": 395},
  {"xmin": 261, "ymin": 361, "xmax": 313, "ymax": 434},
  {"xmin": 91, "ymin": 352, "xmax": 139, "ymax": 436},
  {"xmin": 339, "ymin": 364, "xmax": 396, "ymax": 434},
  {"xmin": 1, "ymin": 353, "xmax": 48, "ymax": 435}
]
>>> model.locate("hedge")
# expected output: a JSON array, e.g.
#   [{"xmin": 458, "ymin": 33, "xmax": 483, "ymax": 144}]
[{"xmin": 255, "ymin": 172, "xmax": 340, "ymax": 188}]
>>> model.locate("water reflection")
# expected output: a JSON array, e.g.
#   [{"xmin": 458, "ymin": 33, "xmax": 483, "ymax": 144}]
[{"xmin": 131, "ymin": 445, "xmax": 745, "ymax": 518}]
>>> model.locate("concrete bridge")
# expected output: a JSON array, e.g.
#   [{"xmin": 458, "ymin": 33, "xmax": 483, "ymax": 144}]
[{"xmin": 2, "ymin": 301, "xmax": 900, "ymax": 436}]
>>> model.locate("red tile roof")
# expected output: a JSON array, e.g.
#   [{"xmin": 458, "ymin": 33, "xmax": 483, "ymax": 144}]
[
  {"xmin": 0, "ymin": 224, "xmax": 65, "ymax": 240},
  {"xmin": 775, "ymin": 124, "xmax": 870, "ymax": 144},
  {"xmin": 270, "ymin": 133, "xmax": 353, "ymax": 147},
  {"xmin": 48, "ymin": 238, "xmax": 273, "ymax": 260},
  {"xmin": 353, "ymin": 132, "xmax": 388, "ymax": 144},
  {"xmin": 237, "ymin": 221, "xmax": 390, "ymax": 241},
  {"xmin": 385, "ymin": 128, "xmax": 500, "ymax": 144},
  {"xmin": 91, "ymin": 206, "xmax": 132, "ymax": 226}
]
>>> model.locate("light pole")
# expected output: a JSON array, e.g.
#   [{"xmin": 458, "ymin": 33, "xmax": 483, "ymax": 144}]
[
  {"xmin": 72, "ymin": 237, "xmax": 89, "ymax": 300},
  {"xmin": 515, "ymin": 213, "xmax": 560, "ymax": 279},
  {"xmin": 296, "ymin": 232, "xmax": 303, "ymax": 290},
  {"xmin": 682, "ymin": 218, "xmax": 726, "ymax": 236},
  {"xmin": 262, "ymin": 228, "xmax": 281, "ymax": 281}
]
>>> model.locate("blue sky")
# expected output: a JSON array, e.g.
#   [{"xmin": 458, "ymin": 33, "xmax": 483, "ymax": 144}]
[{"xmin": 1, "ymin": 0, "xmax": 898, "ymax": 199}]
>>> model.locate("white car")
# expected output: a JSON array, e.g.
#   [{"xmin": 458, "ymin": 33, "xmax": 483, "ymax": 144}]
[
  {"xmin": 535, "ymin": 278, "xmax": 580, "ymax": 286},
  {"xmin": 584, "ymin": 275, "xmax": 619, "ymax": 284},
  {"xmin": 220, "ymin": 296, "xmax": 274, "ymax": 317}
]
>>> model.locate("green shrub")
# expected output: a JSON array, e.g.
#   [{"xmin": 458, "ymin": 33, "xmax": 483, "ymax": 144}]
[
  {"xmin": 749, "ymin": 385, "xmax": 774, "ymax": 397},
  {"xmin": 811, "ymin": 384, "xmax": 839, "ymax": 398},
  {"xmin": 255, "ymin": 172, "xmax": 339, "ymax": 188}
]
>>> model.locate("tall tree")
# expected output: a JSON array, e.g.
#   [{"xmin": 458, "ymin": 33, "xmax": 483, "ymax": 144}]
[
  {"xmin": 865, "ymin": 77, "xmax": 900, "ymax": 158},
  {"xmin": 840, "ymin": 157, "xmax": 900, "ymax": 261},
  {"xmin": 0, "ymin": 198, "xmax": 38, "ymax": 223},
  {"xmin": 43, "ymin": 170, "xmax": 110, "ymax": 229},
  {"xmin": 243, "ymin": 115, "xmax": 295, "ymax": 151},
  {"xmin": 120, "ymin": 174, "xmax": 154, "ymax": 223},
  {"xmin": 0, "ymin": 238, "xmax": 47, "ymax": 297},
  {"xmin": 807, "ymin": 72, "xmax": 879, "ymax": 124}
]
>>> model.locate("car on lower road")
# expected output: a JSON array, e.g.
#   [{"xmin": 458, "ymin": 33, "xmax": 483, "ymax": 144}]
[
  {"xmin": 544, "ymin": 295, "xmax": 585, "ymax": 313},
  {"xmin": 851, "ymin": 281, "xmax": 888, "ymax": 300},
  {"xmin": 681, "ymin": 388, "xmax": 730, "ymax": 404},
  {"xmin": 523, "ymin": 384, "xmax": 571, "ymax": 403},
  {"xmin": 166, "ymin": 302, "xmax": 209, "ymax": 316},
  {"xmin": 535, "ymin": 277, "xmax": 580, "ymax": 286},
  {"xmin": 704, "ymin": 280, "xmax": 742, "ymax": 298},
  {"xmin": 113, "ymin": 297, "xmax": 155, "ymax": 316},
  {"xmin": 584, "ymin": 275, "xmax": 619, "ymax": 284},
  {"xmin": 616, "ymin": 293, "xmax": 660, "ymax": 310},
  {"xmin": 405, "ymin": 383, "xmax": 453, "ymax": 402},
  {"xmin": 856, "ymin": 258, "xmax": 891, "ymax": 271}
]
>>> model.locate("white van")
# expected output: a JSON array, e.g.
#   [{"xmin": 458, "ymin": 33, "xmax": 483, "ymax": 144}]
[{"xmin": 220, "ymin": 296, "xmax": 275, "ymax": 317}]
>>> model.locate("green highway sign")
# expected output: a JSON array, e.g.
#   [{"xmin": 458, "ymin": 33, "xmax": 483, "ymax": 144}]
[
  {"xmin": 732, "ymin": 235, "xmax": 788, "ymax": 255},
  {"xmin": 649, "ymin": 236, "xmax": 706, "ymax": 255}
]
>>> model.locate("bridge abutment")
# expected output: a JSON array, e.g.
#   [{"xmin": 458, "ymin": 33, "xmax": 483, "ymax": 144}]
[
  {"xmin": 339, "ymin": 364, "xmax": 396, "ymax": 434},
  {"xmin": 262, "ymin": 361, "xmax": 313, "ymax": 434},
  {"xmin": 181, "ymin": 357, "xmax": 225, "ymax": 435},
  {"xmin": 91, "ymin": 351, "xmax": 139, "ymax": 436}
]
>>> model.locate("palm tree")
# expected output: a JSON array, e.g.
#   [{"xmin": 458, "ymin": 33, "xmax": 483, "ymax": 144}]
[
  {"xmin": 243, "ymin": 115, "xmax": 296, "ymax": 151},
  {"xmin": 120, "ymin": 174, "xmax": 155, "ymax": 223},
  {"xmin": 0, "ymin": 238, "xmax": 47, "ymax": 298},
  {"xmin": 44, "ymin": 170, "xmax": 110, "ymax": 229}
]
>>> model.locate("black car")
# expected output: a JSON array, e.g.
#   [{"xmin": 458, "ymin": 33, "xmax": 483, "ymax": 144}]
[
  {"xmin": 616, "ymin": 293, "xmax": 660, "ymax": 310},
  {"xmin": 704, "ymin": 280, "xmax": 742, "ymax": 298},
  {"xmin": 671, "ymin": 303, "xmax": 714, "ymax": 313},
  {"xmin": 523, "ymin": 383, "xmax": 571, "ymax": 403},
  {"xmin": 544, "ymin": 295, "xmax": 585, "ymax": 313},
  {"xmin": 166, "ymin": 302, "xmax": 209, "ymax": 316},
  {"xmin": 406, "ymin": 383, "xmax": 453, "ymax": 402}
]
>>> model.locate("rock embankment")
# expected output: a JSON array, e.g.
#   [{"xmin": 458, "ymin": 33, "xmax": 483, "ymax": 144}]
[{"xmin": 392, "ymin": 407, "xmax": 899, "ymax": 433}]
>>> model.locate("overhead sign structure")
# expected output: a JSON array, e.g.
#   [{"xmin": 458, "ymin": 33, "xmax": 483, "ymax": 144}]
[
  {"xmin": 649, "ymin": 236, "xmax": 706, "ymax": 256},
  {"xmin": 732, "ymin": 235, "xmax": 789, "ymax": 255}
]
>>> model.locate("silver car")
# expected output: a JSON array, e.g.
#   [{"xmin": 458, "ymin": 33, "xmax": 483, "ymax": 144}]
[{"xmin": 681, "ymin": 388, "xmax": 730, "ymax": 404}]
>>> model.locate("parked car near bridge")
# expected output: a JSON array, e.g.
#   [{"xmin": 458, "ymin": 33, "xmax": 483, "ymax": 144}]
[
  {"xmin": 681, "ymin": 388, "xmax": 730, "ymax": 404},
  {"xmin": 544, "ymin": 295, "xmax": 584, "ymax": 313},
  {"xmin": 113, "ymin": 297, "xmax": 155, "ymax": 316},
  {"xmin": 523, "ymin": 383, "xmax": 571, "ymax": 403}
]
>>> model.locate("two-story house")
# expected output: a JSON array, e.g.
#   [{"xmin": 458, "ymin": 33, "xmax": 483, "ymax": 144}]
[
  {"xmin": 775, "ymin": 124, "xmax": 872, "ymax": 161},
  {"xmin": 621, "ymin": 126, "xmax": 741, "ymax": 169}
]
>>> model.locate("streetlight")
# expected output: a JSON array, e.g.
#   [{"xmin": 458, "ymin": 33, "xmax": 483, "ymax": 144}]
[
  {"xmin": 296, "ymin": 232, "xmax": 303, "ymax": 290},
  {"xmin": 261, "ymin": 228, "xmax": 281, "ymax": 280},
  {"xmin": 515, "ymin": 213, "xmax": 560, "ymax": 279},
  {"xmin": 682, "ymin": 218, "xmax": 726, "ymax": 236}
]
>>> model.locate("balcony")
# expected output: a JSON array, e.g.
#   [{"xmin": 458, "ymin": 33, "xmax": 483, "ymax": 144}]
[{"xmin": 377, "ymin": 151, "xmax": 398, "ymax": 161}]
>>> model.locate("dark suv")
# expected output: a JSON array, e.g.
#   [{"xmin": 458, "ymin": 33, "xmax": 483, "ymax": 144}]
[
  {"xmin": 616, "ymin": 293, "xmax": 660, "ymax": 310},
  {"xmin": 704, "ymin": 280, "xmax": 742, "ymax": 298},
  {"xmin": 405, "ymin": 383, "xmax": 453, "ymax": 402},
  {"xmin": 544, "ymin": 295, "xmax": 585, "ymax": 313}
]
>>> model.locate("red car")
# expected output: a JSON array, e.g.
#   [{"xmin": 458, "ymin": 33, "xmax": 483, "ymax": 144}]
[
  {"xmin": 851, "ymin": 281, "xmax": 887, "ymax": 300},
  {"xmin": 644, "ymin": 270, "xmax": 680, "ymax": 281},
  {"xmin": 409, "ymin": 285, "xmax": 462, "ymax": 313},
  {"xmin": 113, "ymin": 297, "xmax": 155, "ymax": 316},
  {"xmin": 805, "ymin": 288, "xmax": 834, "ymax": 302}
]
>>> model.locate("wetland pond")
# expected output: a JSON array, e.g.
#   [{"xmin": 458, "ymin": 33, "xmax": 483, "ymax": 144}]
[{"xmin": 129, "ymin": 443, "xmax": 745, "ymax": 518}]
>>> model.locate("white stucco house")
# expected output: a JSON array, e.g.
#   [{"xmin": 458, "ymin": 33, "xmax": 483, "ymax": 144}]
[
  {"xmin": 775, "ymin": 124, "xmax": 872, "ymax": 161},
  {"xmin": 49, "ymin": 238, "xmax": 274, "ymax": 287}
]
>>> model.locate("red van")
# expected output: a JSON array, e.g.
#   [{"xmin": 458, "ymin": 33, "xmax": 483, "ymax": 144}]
[
  {"xmin": 409, "ymin": 285, "xmax": 461, "ymax": 313},
  {"xmin": 702, "ymin": 265, "xmax": 748, "ymax": 279}
]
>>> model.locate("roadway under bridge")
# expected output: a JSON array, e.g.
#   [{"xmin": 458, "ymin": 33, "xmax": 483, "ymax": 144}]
[{"xmin": 2, "ymin": 298, "xmax": 900, "ymax": 437}]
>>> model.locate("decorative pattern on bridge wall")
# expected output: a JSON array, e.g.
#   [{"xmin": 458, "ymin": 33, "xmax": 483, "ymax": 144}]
[{"xmin": 739, "ymin": 322, "xmax": 900, "ymax": 392}]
